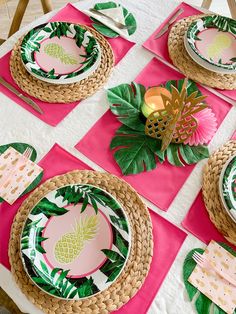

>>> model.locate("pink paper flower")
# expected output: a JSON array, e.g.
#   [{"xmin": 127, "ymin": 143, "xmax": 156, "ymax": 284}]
[{"xmin": 184, "ymin": 108, "xmax": 217, "ymax": 146}]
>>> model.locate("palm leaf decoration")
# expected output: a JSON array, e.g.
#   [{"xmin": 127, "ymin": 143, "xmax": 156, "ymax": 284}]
[
  {"xmin": 21, "ymin": 218, "xmax": 47, "ymax": 256},
  {"xmin": 183, "ymin": 243, "xmax": 236, "ymax": 314},
  {"xmin": 100, "ymin": 248, "xmax": 126, "ymax": 282},
  {"xmin": 110, "ymin": 124, "xmax": 209, "ymax": 175},
  {"xmin": 107, "ymin": 82, "xmax": 146, "ymax": 132},
  {"xmin": 108, "ymin": 80, "xmax": 210, "ymax": 175},
  {"xmin": 31, "ymin": 198, "xmax": 68, "ymax": 217},
  {"xmin": 55, "ymin": 184, "xmax": 123, "ymax": 215},
  {"xmin": 211, "ymin": 15, "xmax": 236, "ymax": 34}
]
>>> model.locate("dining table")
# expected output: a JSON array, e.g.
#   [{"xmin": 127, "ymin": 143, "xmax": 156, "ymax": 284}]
[{"xmin": 0, "ymin": 0, "xmax": 236, "ymax": 313}]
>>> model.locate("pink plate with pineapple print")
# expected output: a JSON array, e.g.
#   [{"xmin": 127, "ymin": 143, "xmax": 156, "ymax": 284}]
[
  {"xmin": 21, "ymin": 22, "xmax": 101, "ymax": 84},
  {"xmin": 20, "ymin": 184, "xmax": 131, "ymax": 300}
]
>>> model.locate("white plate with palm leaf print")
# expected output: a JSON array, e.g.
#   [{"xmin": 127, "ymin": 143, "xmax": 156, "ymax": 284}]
[
  {"xmin": 186, "ymin": 15, "xmax": 236, "ymax": 74},
  {"xmin": 20, "ymin": 184, "xmax": 131, "ymax": 300},
  {"xmin": 219, "ymin": 153, "xmax": 236, "ymax": 223},
  {"xmin": 21, "ymin": 22, "xmax": 101, "ymax": 84}
]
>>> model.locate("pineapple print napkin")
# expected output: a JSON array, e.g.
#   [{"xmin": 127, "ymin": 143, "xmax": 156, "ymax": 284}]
[
  {"xmin": 0, "ymin": 147, "xmax": 43, "ymax": 205},
  {"xmin": 188, "ymin": 240, "xmax": 236, "ymax": 314}
]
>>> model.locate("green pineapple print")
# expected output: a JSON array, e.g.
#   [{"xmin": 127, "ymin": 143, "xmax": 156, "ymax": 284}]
[
  {"xmin": 54, "ymin": 215, "xmax": 98, "ymax": 264},
  {"xmin": 44, "ymin": 43, "xmax": 78, "ymax": 65}
]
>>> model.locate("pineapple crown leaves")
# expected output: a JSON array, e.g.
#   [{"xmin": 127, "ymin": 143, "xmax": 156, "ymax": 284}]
[{"xmin": 74, "ymin": 215, "xmax": 99, "ymax": 242}]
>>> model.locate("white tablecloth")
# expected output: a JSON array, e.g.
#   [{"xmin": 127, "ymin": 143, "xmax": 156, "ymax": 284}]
[{"xmin": 0, "ymin": 1, "xmax": 235, "ymax": 313}]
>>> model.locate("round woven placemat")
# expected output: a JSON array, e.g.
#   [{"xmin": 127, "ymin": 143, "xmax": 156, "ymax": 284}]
[
  {"xmin": 9, "ymin": 170, "xmax": 153, "ymax": 314},
  {"xmin": 202, "ymin": 140, "xmax": 236, "ymax": 245},
  {"xmin": 10, "ymin": 25, "xmax": 114, "ymax": 103},
  {"xmin": 168, "ymin": 15, "xmax": 236, "ymax": 90}
]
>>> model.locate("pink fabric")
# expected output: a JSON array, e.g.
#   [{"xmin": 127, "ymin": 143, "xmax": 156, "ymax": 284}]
[
  {"xmin": 143, "ymin": 2, "xmax": 236, "ymax": 101},
  {"xmin": 182, "ymin": 130, "xmax": 236, "ymax": 244},
  {"xmin": 0, "ymin": 3, "xmax": 135, "ymax": 126},
  {"xmin": 0, "ymin": 143, "xmax": 187, "ymax": 313},
  {"xmin": 75, "ymin": 57, "xmax": 232, "ymax": 211}
]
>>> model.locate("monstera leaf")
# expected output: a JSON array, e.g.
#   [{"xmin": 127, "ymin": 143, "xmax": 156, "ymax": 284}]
[
  {"xmin": 110, "ymin": 125, "xmax": 209, "ymax": 175},
  {"xmin": 91, "ymin": 2, "xmax": 137, "ymax": 38},
  {"xmin": 0, "ymin": 142, "xmax": 43, "ymax": 203},
  {"xmin": 183, "ymin": 243, "xmax": 236, "ymax": 314},
  {"xmin": 107, "ymin": 82, "xmax": 146, "ymax": 131}
]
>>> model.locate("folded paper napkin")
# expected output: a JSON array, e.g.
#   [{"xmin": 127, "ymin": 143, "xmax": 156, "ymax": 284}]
[
  {"xmin": 83, "ymin": 6, "xmax": 129, "ymax": 38},
  {"xmin": 188, "ymin": 240, "xmax": 236, "ymax": 314},
  {"xmin": 0, "ymin": 147, "xmax": 43, "ymax": 204},
  {"xmin": 0, "ymin": 144, "xmax": 187, "ymax": 313}
]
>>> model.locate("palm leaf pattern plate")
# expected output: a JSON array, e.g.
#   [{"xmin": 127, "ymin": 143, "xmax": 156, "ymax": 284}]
[
  {"xmin": 186, "ymin": 15, "xmax": 236, "ymax": 72},
  {"xmin": 21, "ymin": 22, "xmax": 101, "ymax": 84},
  {"xmin": 219, "ymin": 154, "xmax": 236, "ymax": 223},
  {"xmin": 20, "ymin": 184, "xmax": 131, "ymax": 300}
]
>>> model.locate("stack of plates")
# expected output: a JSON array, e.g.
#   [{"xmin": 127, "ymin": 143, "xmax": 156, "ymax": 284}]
[
  {"xmin": 184, "ymin": 15, "xmax": 236, "ymax": 74},
  {"xmin": 20, "ymin": 183, "xmax": 131, "ymax": 300},
  {"xmin": 219, "ymin": 153, "xmax": 236, "ymax": 224},
  {"xmin": 20, "ymin": 22, "xmax": 101, "ymax": 85}
]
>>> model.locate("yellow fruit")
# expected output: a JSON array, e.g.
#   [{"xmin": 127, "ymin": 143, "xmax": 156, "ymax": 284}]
[{"xmin": 54, "ymin": 215, "xmax": 98, "ymax": 264}]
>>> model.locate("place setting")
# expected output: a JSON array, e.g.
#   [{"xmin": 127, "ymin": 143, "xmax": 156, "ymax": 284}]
[
  {"xmin": 143, "ymin": 2, "xmax": 236, "ymax": 104},
  {"xmin": 0, "ymin": 1, "xmax": 236, "ymax": 314},
  {"xmin": 0, "ymin": 1, "xmax": 137, "ymax": 126}
]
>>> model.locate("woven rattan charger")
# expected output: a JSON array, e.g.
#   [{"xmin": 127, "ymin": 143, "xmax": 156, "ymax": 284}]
[
  {"xmin": 9, "ymin": 170, "xmax": 153, "ymax": 314},
  {"xmin": 202, "ymin": 140, "xmax": 236, "ymax": 245},
  {"xmin": 10, "ymin": 25, "xmax": 114, "ymax": 103},
  {"xmin": 168, "ymin": 14, "xmax": 236, "ymax": 90}
]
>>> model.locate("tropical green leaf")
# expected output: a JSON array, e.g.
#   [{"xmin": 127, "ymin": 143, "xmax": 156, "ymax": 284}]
[
  {"xmin": 31, "ymin": 198, "xmax": 68, "ymax": 217},
  {"xmin": 164, "ymin": 78, "xmax": 202, "ymax": 97},
  {"xmin": 183, "ymin": 243, "xmax": 236, "ymax": 314},
  {"xmin": 102, "ymin": 249, "xmax": 124, "ymax": 262},
  {"xmin": 115, "ymin": 232, "xmax": 129, "ymax": 257},
  {"xmin": 110, "ymin": 215, "xmax": 129, "ymax": 233},
  {"xmin": 21, "ymin": 218, "xmax": 47, "ymax": 254},
  {"xmin": 108, "ymin": 82, "xmax": 146, "ymax": 131},
  {"xmin": 110, "ymin": 125, "xmax": 209, "ymax": 175},
  {"xmin": 106, "ymin": 265, "xmax": 123, "ymax": 282},
  {"xmin": 77, "ymin": 277, "xmax": 96, "ymax": 298}
]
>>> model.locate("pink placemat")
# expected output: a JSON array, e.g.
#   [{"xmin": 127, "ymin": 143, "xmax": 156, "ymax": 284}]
[
  {"xmin": 0, "ymin": 143, "xmax": 187, "ymax": 313},
  {"xmin": 75, "ymin": 57, "xmax": 232, "ymax": 211},
  {"xmin": 182, "ymin": 130, "xmax": 236, "ymax": 244},
  {"xmin": 143, "ymin": 1, "xmax": 236, "ymax": 101},
  {"xmin": 0, "ymin": 3, "xmax": 135, "ymax": 126}
]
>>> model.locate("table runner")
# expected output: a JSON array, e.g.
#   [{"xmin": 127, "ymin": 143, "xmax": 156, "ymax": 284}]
[
  {"xmin": 75, "ymin": 57, "xmax": 232, "ymax": 211},
  {"xmin": 0, "ymin": 3, "xmax": 134, "ymax": 126},
  {"xmin": 182, "ymin": 130, "xmax": 236, "ymax": 245},
  {"xmin": 143, "ymin": 1, "xmax": 236, "ymax": 101},
  {"xmin": 0, "ymin": 143, "xmax": 187, "ymax": 313}
]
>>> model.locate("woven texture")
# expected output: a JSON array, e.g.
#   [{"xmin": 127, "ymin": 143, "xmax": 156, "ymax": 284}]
[
  {"xmin": 9, "ymin": 170, "xmax": 153, "ymax": 314},
  {"xmin": 10, "ymin": 25, "xmax": 114, "ymax": 103},
  {"xmin": 168, "ymin": 15, "xmax": 236, "ymax": 90},
  {"xmin": 202, "ymin": 140, "xmax": 236, "ymax": 245}
]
